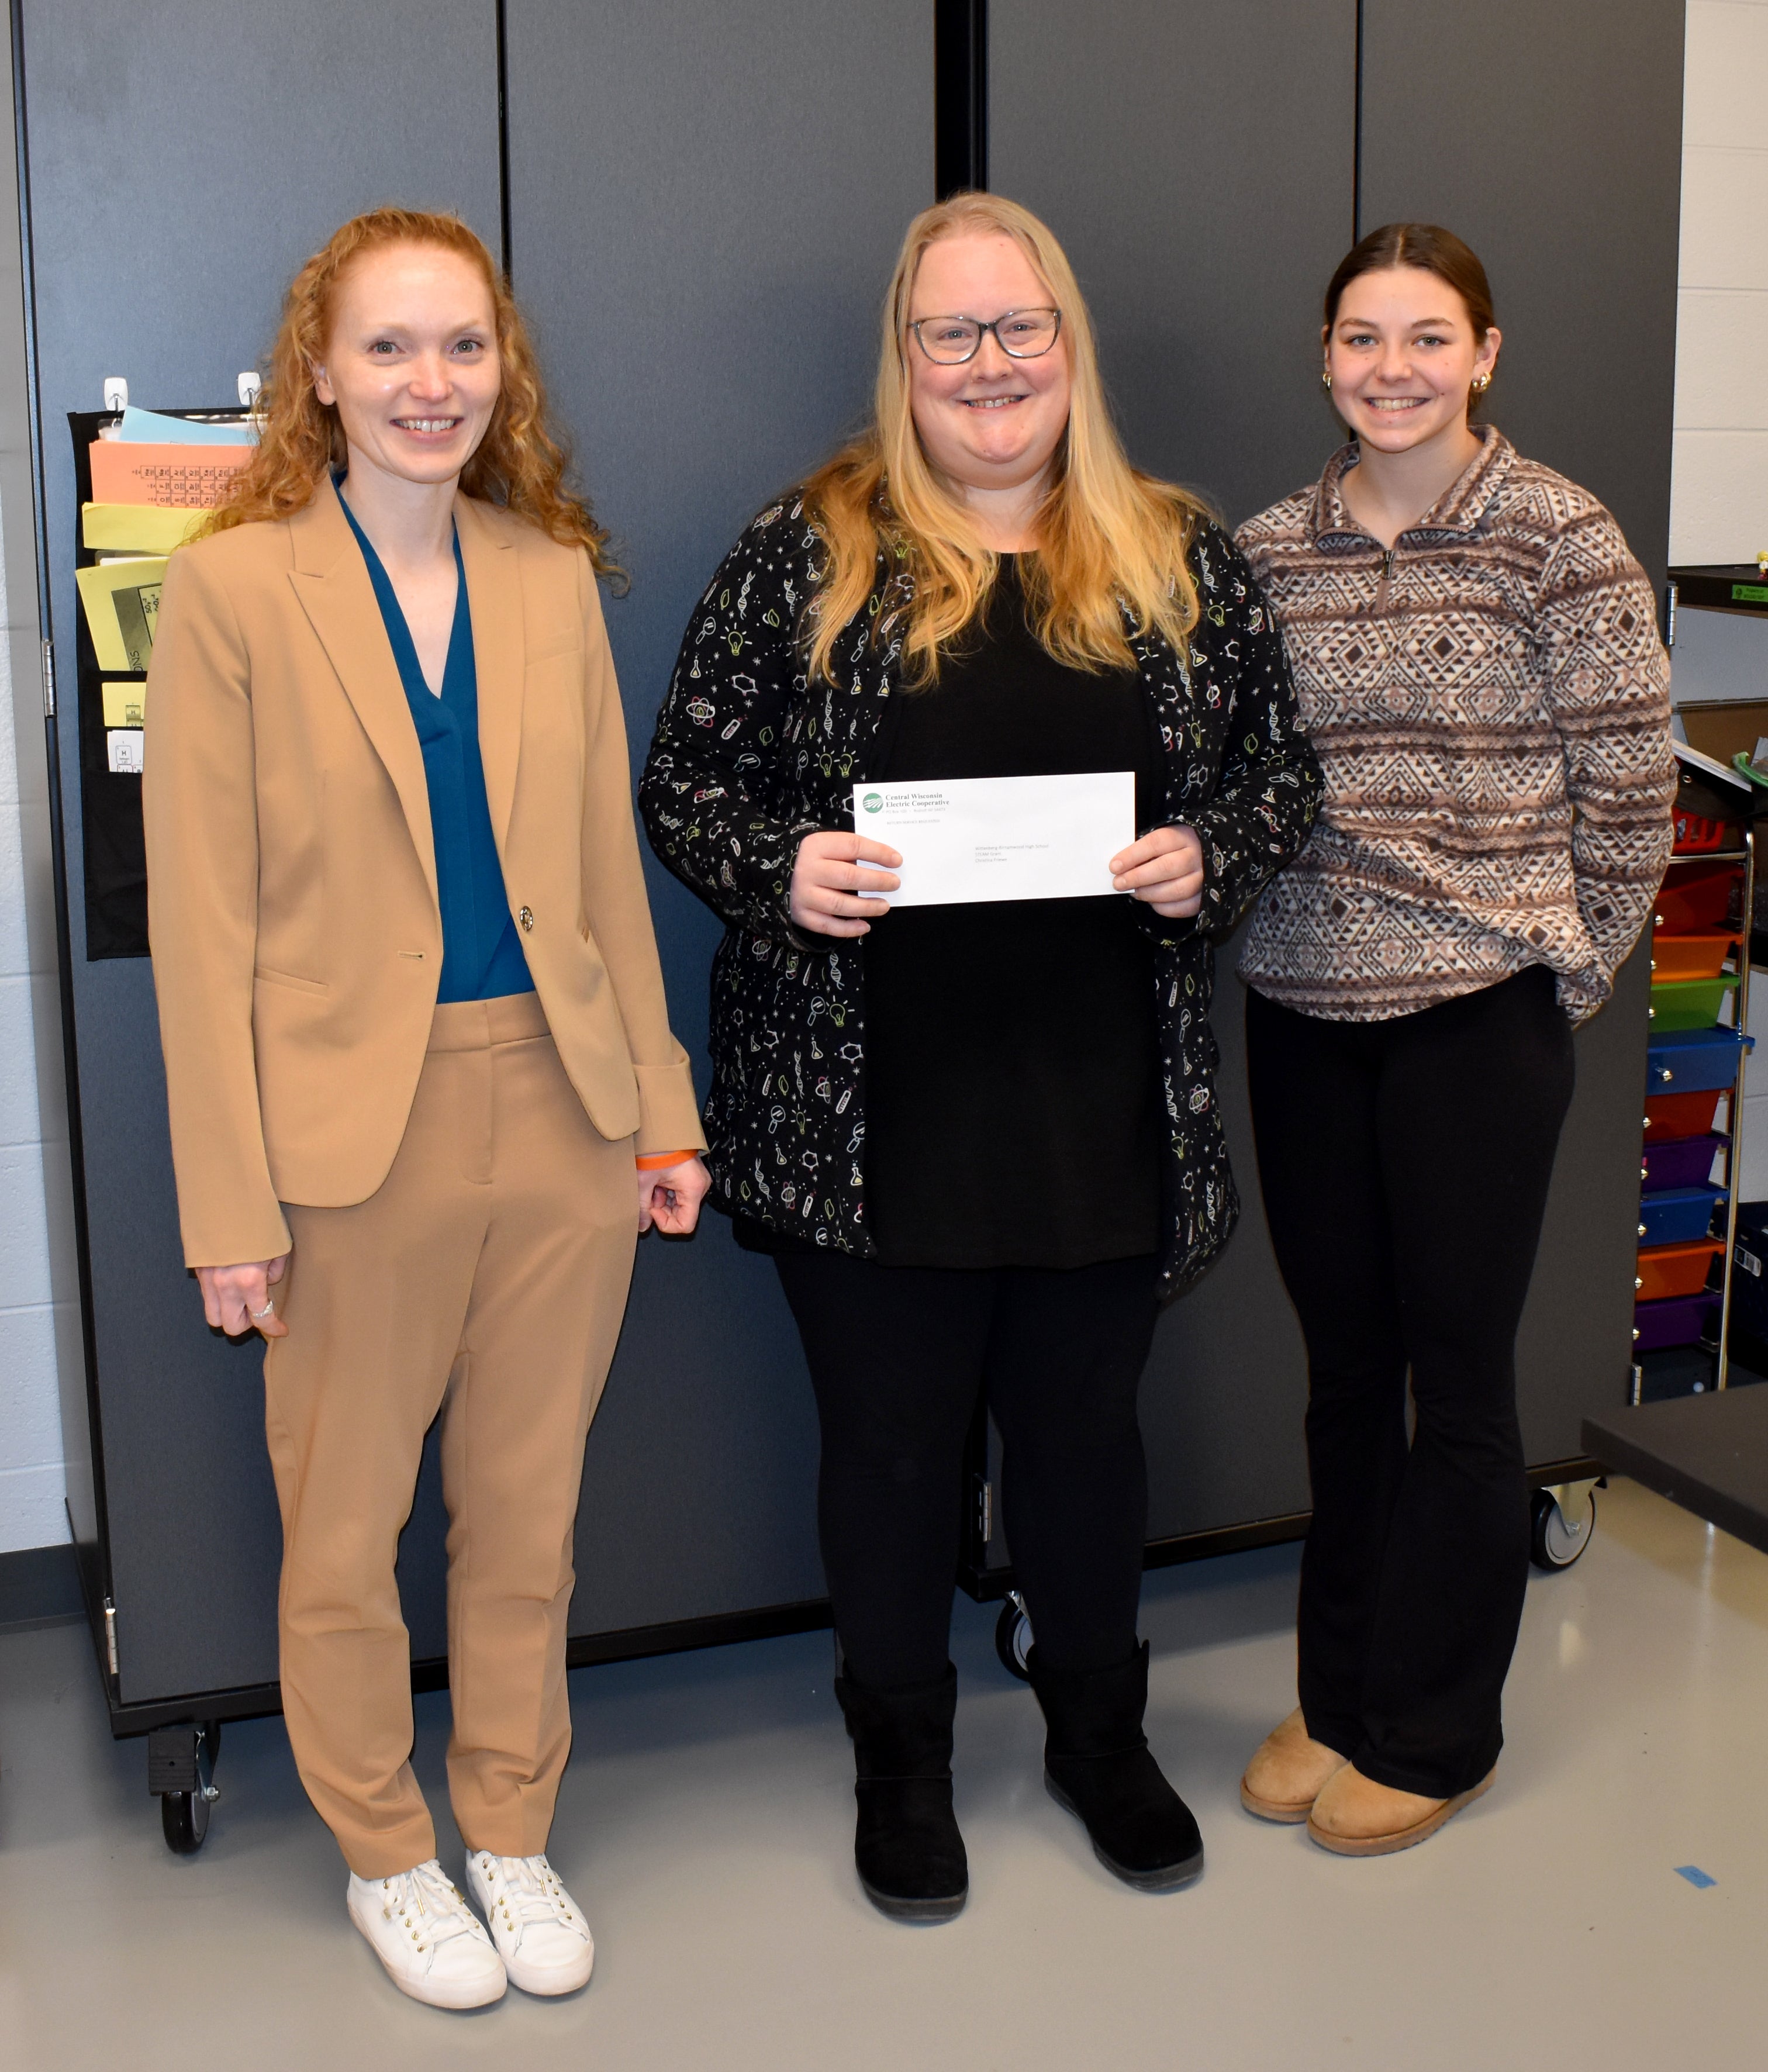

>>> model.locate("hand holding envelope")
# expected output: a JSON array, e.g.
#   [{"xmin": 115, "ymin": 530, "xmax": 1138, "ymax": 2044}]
[
  {"xmin": 791, "ymin": 774, "xmax": 1203, "ymax": 936},
  {"xmin": 790, "ymin": 828, "xmax": 903, "ymax": 939},
  {"xmin": 1110, "ymin": 822, "xmax": 1204, "ymax": 918}
]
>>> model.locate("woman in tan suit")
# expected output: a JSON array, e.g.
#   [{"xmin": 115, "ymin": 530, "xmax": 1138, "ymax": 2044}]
[{"xmin": 144, "ymin": 207, "xmax": 707, "ymax": 2010}]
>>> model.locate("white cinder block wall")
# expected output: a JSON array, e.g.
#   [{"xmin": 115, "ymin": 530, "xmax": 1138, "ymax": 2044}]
[
  {"xmin": 1670, "ymin": 4, "xmax": 1768, "ymax": 1195},
  {"xmin": 0, "ymin": 8, "xmax": 1766, "ymax": 1549},
  {"xmin": 1670, "ymin": 1, "xmax": 1768, "ymax": 563}
]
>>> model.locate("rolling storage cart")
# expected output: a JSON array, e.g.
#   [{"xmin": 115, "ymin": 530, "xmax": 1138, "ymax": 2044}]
[
  {"xmin": 1635, "ymin": 786, "xmax": 1753, "ymax": 1400},
  {"xmin": 1585, "ymin": 569, "xmax": 1768, "ymax": 1523}
]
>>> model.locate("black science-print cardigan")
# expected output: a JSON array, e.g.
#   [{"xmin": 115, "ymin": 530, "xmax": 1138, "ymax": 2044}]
[{"xmin": 638, "ymin": 493, "xmax": 1322, "ymax": 1297}]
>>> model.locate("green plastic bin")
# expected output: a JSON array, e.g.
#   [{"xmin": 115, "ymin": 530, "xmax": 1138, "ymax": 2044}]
[{"xmin": 1648, "ymin": 975, "xmax": 1741, "ymax": 1031}]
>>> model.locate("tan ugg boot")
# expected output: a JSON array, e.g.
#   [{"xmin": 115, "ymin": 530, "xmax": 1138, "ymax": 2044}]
[
  {"xmin": 1306, "ymin": 1761, "xmax": 1495, "ymax": 1856},
  {"xmin": 1239, "ymin": 1709, "xmax": 1348, "ymax": 1823}
]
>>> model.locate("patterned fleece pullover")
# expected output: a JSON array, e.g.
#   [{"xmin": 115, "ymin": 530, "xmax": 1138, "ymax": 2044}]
[{"xmin": 1233, "ymin": 427, "xmax": 1675, "ymax": 1025}]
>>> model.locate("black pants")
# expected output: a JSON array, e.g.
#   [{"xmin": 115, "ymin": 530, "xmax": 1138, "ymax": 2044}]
[
  {"xmin": 774, "ymin": 1248, "xmax": 1159, "ymax": 1690},
  {"xmin": 1245, "ymin": 966, "xmax": 1575, "ymax": 1798}
]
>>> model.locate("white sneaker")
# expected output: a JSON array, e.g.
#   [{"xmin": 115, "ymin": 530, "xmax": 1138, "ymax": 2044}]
[
  {"xmin": 347, "ymin": 1860, "xmax": 507, "ymax": 2009},
  {"xmin": 465, "ymin": 1850, "xmax": 595, "ymax": 1996}
]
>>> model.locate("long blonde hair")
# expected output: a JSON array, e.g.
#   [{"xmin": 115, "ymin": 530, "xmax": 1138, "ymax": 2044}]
[
  {"xmin": 198, "ymin": 208, "xmax": 619, "ymax": 578},
  {"xmin": 803, "ymin": 192, "xmax": 1203, "ymax": 685}
]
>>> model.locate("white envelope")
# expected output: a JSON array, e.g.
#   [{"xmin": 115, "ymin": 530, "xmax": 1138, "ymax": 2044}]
[{"xmin": 852, "ymin": 771, "xmax": 1134, "ymax": 907}]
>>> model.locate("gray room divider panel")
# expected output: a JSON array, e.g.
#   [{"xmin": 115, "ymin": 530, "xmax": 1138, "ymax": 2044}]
[
  {"xmin": 500, "ymin": 2, "xmax": 935, "ymax": 1638},
  {"xmin": 1358, "ymin": 0, "xmax": 1684, "ymax": 1463},
  {"xmin": 20, "ymin": 0, "xmax": 502, "ymax": 1705},
  {"xmin": 989, "ymin": 0, "xmax": 1359, "ymax": 528},
  {"xmin": 1358, "ymin": 0, "xmax": 1684, "ymax": 592},
  {"xmin": 987, "ymin": 0, "xmax": 1359, "ymax": 1548}
]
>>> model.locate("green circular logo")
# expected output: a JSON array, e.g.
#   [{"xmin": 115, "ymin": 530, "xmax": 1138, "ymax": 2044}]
[{"xmin": 861, "ymin": 792, "xmax": 883, "ymax": 813}]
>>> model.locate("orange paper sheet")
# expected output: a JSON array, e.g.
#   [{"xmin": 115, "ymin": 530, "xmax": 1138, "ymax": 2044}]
[{"xmin": 88, "ymin": 438, "xmax": 253, "ymax": 508}]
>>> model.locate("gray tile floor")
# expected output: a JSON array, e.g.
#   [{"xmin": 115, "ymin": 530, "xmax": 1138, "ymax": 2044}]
[{"xmin": 3, "ymin": 1477, "xmax": 1767, "ymax": 2070}]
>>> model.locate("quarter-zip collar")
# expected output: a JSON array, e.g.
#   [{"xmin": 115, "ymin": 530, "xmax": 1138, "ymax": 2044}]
[{"xmin": 1308, "ymin": 422, "xmax": 1516, "ymax": 552}]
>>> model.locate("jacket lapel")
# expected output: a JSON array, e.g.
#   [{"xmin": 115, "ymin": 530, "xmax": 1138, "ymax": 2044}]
[
  {"xmin": 286, "ymin": 486, "xmax": 438, "ymax": 907},
  {"xmin": 456, "ymin": 496, "xmax": 523, "ymax": 854}
]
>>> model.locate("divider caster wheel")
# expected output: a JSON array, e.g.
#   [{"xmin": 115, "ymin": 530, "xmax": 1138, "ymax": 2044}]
[
  {"xmin": 150, "ymin": 1721, "xmax": 222, "ymax": 1854},
  {"xmin": 1530, "ymin": 1484, "xmax": 1597, "ymax": 1572},
  {"xmin": 994, "ymin": 1591, "xmax": 1033, "ymax": 1681}
]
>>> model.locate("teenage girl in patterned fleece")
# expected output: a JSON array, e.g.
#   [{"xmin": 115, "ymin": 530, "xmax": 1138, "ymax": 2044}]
[
  {"xmin": 1235, "ymin": 225, "xmax": 1674, "ymax": 1856},
  {"xmin": 641, "ymin": 193, "xmax": 1318, "ymax": 1919}
]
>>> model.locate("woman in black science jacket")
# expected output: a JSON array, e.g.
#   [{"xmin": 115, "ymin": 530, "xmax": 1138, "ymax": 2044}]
[{"xmin": 640, "ymin": 192, "xmax": 1320, "ymax": 1922}]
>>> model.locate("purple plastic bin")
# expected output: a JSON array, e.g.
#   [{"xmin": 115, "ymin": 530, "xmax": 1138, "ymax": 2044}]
[
  {"xmin": 1641, "ymin": 1133, "xmax": 1728, "ymax": 1192},
  {"xmin": 1633, "ymin": 1294, "xmax": 1718, "ymax": 1354}
]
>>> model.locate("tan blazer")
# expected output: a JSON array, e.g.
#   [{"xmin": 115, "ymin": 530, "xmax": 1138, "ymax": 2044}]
[{"xmin": 143, "ymin": 486, "xmax": 704, "ymax": 1268}]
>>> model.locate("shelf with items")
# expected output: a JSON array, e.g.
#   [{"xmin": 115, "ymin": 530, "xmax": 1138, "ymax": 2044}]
[
  {"xmin": 68, "ymin": 403, "xmax": 255, "ymax": 958},
  {"xmin": 1635, "ymin": 782, "xmax": 1754, "ymax": 1397},
  {"xmin": 1666, "ymin": 564, "xmax": 1768, "ymax": 627}
]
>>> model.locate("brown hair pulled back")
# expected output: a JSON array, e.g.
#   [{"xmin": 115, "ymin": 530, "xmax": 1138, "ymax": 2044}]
[
  {"xmin": 1323, "ymin": 222, "xmax": 1495, "ymax": 338},
  {"xmin": 199, "ymin": 208, "xmax": 620, "ymax": 580}
]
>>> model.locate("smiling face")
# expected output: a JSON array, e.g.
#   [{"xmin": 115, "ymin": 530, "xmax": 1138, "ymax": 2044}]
[
  {"xmin": 906, "ymin": 230, "xmax": 1072, "ymax": 502},
  {"xmin": 1323, "ymin": 264, "xmax": 1500, "ymax": 458},
  {"xmin": 312, "ymin": 242, "xmax": 502, "ymax": 488}
]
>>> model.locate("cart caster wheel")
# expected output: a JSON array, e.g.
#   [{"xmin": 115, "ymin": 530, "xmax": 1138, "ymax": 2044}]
[
  {"xmin": 994, "ymin": 1593, "xmax": 1033, "ymax": 1681},
  {"xmin": 161, "ymin": 1786, "xmax": 211, "ymax": 1855},
  {"xmin": 150, "ymin": 1721, "xmax": 221, "ymax": 1855},
  {"xmin": 1531, "ymin": 1486, "xmax": 1597, "ymax": 1571}
]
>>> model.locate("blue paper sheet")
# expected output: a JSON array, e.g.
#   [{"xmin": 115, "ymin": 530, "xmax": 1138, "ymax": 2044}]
[{"xmin": 115, "ymin": 406, "xmax": 257, "ymax": 446}]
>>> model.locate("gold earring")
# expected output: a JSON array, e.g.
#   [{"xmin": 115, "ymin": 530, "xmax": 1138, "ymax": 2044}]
[
  {"xmin": 1321, "ymin": 369, "xmax": 1333, "ymax": 392},
  {"xmin": 1473, "ymin": 373, "xmax": 1491, "ymax": 393}
]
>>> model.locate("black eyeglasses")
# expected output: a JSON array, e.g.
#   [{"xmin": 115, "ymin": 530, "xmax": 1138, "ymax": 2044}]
[{"xmin": 909, "ymin": 308, "xmax": 1063, "ymax": 365}]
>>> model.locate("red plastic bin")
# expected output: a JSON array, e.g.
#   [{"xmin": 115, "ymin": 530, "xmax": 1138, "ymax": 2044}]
[
  {"xmin": 1655, "ymin": 863, "xmax": 1739, "ymax": 932},
  {"xmin": 1673, "ymin": 809, "xmax": 1729, "ymax": 855},
  {"xmin": 1643, "ymin": 1088, "xmax": 1725, "ymax": 1140}
]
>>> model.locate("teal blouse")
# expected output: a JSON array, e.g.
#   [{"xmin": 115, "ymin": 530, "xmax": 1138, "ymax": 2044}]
[{"xmin": 337, "ymin": 484, "xmax": 533, "ymax": 1003}]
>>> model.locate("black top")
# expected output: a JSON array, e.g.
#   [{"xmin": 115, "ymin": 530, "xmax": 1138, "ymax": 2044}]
[{"xmin": 858, "ymin": 558, "xmax": 1167, "ymax": 1269}]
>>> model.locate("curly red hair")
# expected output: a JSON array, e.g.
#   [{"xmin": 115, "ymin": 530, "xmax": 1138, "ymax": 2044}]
[{"xmin": 199, "ymin": 207, "xmax": 619, "ymax": 579}]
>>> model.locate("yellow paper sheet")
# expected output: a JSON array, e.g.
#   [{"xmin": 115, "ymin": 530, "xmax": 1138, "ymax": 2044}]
[
  {"xmin": 82, "ymin": 502, "xmax": 205, "ymax": 555},
  {"xmin": 101, "ymin": 681, "xmax": 146, "ymax": 728},
  {"xmin": 76, "ymin": 557, "xmax": 168, "ymax": 672}
]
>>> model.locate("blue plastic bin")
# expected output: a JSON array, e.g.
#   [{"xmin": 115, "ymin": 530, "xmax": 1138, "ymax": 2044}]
[
  {"xmin": 1639, "ymin": 1183, "xmax": 1728, "ymax": 1246},
  {"xmin": 1645, "ymin": 1025, "xmax": 1753, "ymax": 1096}
]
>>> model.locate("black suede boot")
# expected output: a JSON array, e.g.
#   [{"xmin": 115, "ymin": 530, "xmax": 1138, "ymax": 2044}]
[
  {"xmin": 833, "ymin": 1662, "xmax": 968, "ymax": 1922},
  {"xmin": 1028, "ymin": 1641, "xmax": 1204, "ymax": 1891}
]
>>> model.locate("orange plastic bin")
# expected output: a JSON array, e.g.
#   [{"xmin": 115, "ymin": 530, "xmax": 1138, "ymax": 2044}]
[
  {"xmin": 1650, "ymin": 931, "xmax": 1738, "ymax": 981},
  {"xmin": 1635, "ymin": 1239, "xmax": 1724, "ymax": 1303}
]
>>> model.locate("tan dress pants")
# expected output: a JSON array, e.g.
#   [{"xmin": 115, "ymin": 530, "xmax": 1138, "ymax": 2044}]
[{"xmin": 263, "ymin": 993, "xmax": 637, "ymax": 1877}]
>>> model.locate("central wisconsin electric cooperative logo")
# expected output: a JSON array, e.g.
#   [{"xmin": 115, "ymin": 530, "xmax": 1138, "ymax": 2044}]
[{"xmin": 861, "ymin": 793, "xmax": 883, "ymax": 813}]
